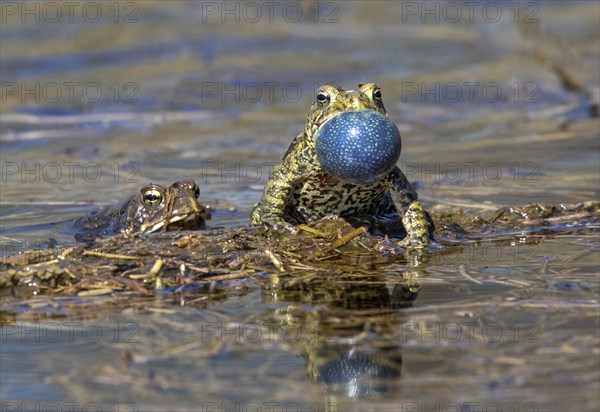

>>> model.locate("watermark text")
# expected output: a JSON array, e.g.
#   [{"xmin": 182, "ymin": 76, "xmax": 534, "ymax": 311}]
[
  {"xmin": 1, "ymin": 162, "xmax": 139, "ymax": 184},
  {"xmin": 1, "ymin": 321, "xmax": 139, "ymax": 343},
  {"xmin": 1, "ymin": 1, "xmax": 139, "ymax": 24},
  {"xmin": 1, "ymin": 82, "xmax": 139, "ymax": 104},
  {"xmin": 400, "ymin": 1, "xmax": 540, "ymax": 24}
]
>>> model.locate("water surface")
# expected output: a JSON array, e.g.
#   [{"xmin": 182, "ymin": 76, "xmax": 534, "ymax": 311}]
[{"xmin": 1, "ymin": 2, "xmax": 599, "ymax": 411}]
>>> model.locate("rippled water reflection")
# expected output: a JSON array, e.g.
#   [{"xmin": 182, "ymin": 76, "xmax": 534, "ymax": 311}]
[{"xmin": 1, "ymin": 1, "xmax": 599, "ymax": 411}]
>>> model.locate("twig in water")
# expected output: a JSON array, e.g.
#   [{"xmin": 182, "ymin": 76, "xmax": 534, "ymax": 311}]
[
  {"xmin": 457, "ymin": 264, "xmax": 483, "ymax": 284},
  {"xmin": 306, "ymin": 226, "xmax": 367, "ymax": 260},
  {"xmin": 82, "ymin": 251, "xmax": 140, "ymax": 260}
]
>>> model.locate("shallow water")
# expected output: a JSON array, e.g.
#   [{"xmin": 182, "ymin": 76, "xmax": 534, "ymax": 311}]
[{"xmin": 1, "ymin": 2, "xmax": 599, "ymax": 411}]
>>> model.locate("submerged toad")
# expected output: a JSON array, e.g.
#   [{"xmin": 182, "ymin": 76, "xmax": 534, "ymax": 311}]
[
  {"xmin": 71, "ymin": 179, "xmax": 206, "ymax": 241},
  {"xmin": 250, "ymin": 83, "xmax": 430, "ymax": 247}
]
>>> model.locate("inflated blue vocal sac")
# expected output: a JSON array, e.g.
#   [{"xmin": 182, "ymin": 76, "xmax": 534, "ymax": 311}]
[{"xmin": 315, "ymin": 110, "xmax": 402, "ymax": 186}]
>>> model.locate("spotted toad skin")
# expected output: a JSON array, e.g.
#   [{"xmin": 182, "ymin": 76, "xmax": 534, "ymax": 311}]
[
  {"xmin": 250, "ymin": 83, "xmax": 430, "ymax": 248},
  {"xmin": 71, "ymin": 180, "xmax": 206, "ymax": 241}
]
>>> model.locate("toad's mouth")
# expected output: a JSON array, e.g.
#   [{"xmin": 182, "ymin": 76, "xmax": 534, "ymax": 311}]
[{"xmin": 140, "ymin": 213, "xmax": 204, "ymax": 233}]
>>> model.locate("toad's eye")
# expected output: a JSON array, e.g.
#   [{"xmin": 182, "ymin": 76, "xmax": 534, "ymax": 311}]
[
  {"xmin": 373, "ymin": 88, "xmax": 382, "ymax": 100},
  {"xmin": 142, "ymin": 188, "xmax": 163, "ymax": 207},
  {"xmin": 316, "ymin": 91, "xmax": 330, "ymax": 106},
  {"xmin": 194, "ymin": 185, "xmax": 200, "ymax": 199}
]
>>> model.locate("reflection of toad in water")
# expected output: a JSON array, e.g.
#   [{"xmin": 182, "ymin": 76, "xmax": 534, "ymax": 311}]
[{"xmin": 262, "ymin": 270, "xmax": 421, "ymax": 399}]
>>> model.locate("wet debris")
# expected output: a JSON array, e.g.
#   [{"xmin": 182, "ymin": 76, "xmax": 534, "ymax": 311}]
[{"xmin": 1, "ymin": 202, "xmax": 598, "ymax": 299}]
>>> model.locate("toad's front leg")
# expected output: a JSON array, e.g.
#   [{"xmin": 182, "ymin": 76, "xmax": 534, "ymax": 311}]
[
  {"xmin": 386, "ymin": 167, "xmax": 431, "ymax": 248},
  {"xmin": 250, "ymin": 163, "xmax": 299, "ymax": 232}
]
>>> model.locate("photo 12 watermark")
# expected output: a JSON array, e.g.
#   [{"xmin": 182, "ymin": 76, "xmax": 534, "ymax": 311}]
[
  {"xmin": 400, "ymin": 81, "xmax": 539, "ymax": 104},
  {"xmin": 0, "ymin": 161, "xmax": 140, "ymax": 184},
  {"xmin": 400, "ymin": 161, "xmax": 541, "ymax": 185},
  {"xmin": 198, "ymin": 82, "xmax": 305, "ymax": 104},
  {"xmin": 429, "ymin": 241, "xmax": 540, "ymax": 265},
  {"xmin": 197, "ymin": 1, "xmax": 339, "ymax": 24},
  {"xmin": 195, "ymin": 81, "xmax": 339, "ymax": 104},
  {"xmin": 396, "ymin": 402, "xmax": 540, "ymax": 412},
  {"xmin": 199, "ymin": 161, "xmax": 278, "ymax": 184},
  {"xmin": 0, "ymin": 402, "xmax": 139, "ymax": 412},
  {"xmin": 0, "ymin": 240, "xmax": 254, "ymax": 267},
  {"xmin": 199, "ymin": 321, "xmax": 332, "ymax": 345},
  {"xmin": 399, "ymin": 1, "xmax": 540, "ymax": 24},
  {"xmin": 1, "ymin": 82, "xmax": 140, "ymax": 105},
  {"xmin": 150, "ymin": 402, "xmax": 338, "ymax": 412},
  {"xmin": 1, "ymin": 321, "xmax": 140, "ymax": 344},
  {"xmin": 1, "ymin": 1, "xmax": 140, "ymax": 24},
  {"xmin": 399, "ymin": 320, "xmax": 539, "ymax": 344}
]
